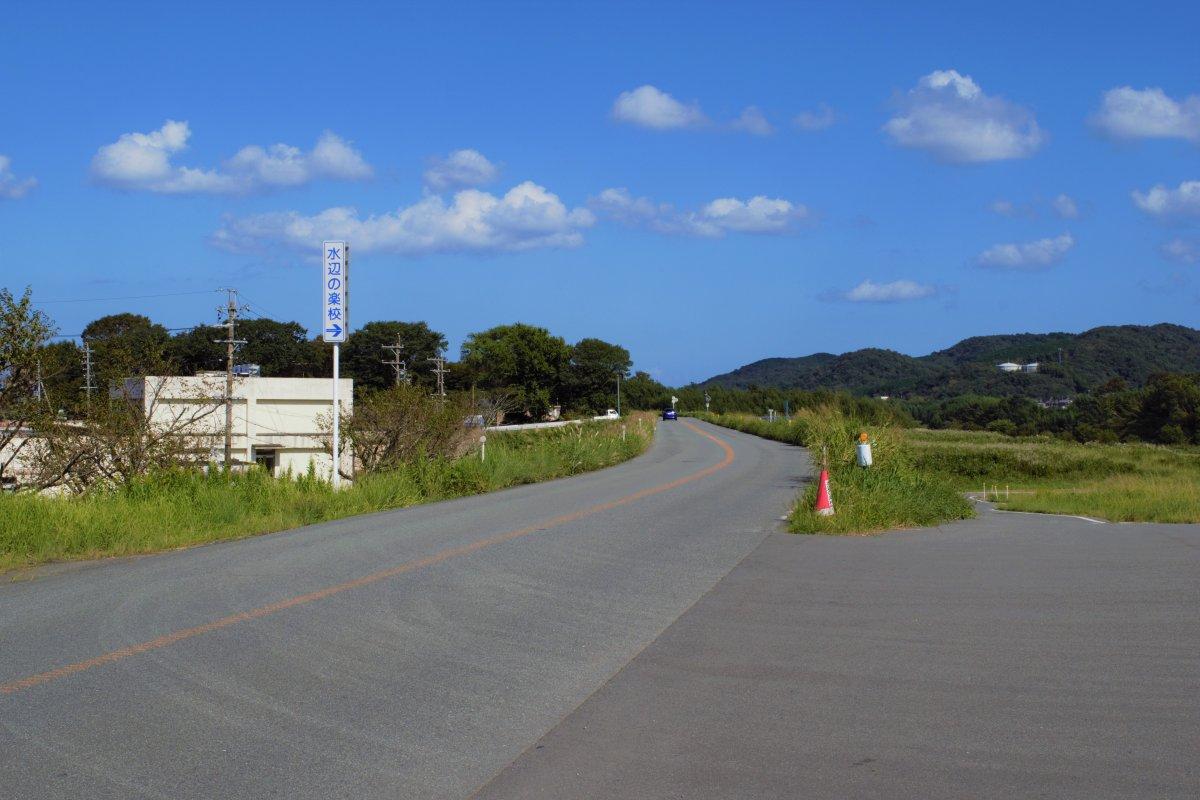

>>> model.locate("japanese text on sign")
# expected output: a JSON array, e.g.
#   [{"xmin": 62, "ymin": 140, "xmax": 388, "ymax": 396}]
[{"xmin": 321, "ymin": 241, "xmax": 349, "ymax": 343}]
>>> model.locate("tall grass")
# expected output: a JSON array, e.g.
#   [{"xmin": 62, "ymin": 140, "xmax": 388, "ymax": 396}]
[
  {"xmin": 695, "ymin": 410, "xmax": 973, "ymax": 534},
  {"xmin": 697, "ymin": 411, "xmax": 1200, "ymax": 527},
  {"xmin": 0, "ymin": 414, "xmax": 656, "ymax": 572},
  {"xmin": 908, "ymin": 428, "xmax": 1200, "ymax": 522}
]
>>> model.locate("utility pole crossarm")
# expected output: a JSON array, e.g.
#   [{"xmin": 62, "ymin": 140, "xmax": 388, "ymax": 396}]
[
  {"xmin": 382, "ymin": 335, "xmax": 409, "ymax": 386},
  {"xmin": 428, "ymin": 355, "xmax": 448, "ymax": 401},
  {"xmin": 81, "ymin": 342, "xmax": 96, "ymax": 402}
]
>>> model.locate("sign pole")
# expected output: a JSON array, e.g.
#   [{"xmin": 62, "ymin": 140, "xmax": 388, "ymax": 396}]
[
  {"xmin": 332, "ymin": 343, "xmax": 340, "ymax": 489},
  {"xmin": 322, "ymin": 240, "xmax": 349, "ymax": 488}
]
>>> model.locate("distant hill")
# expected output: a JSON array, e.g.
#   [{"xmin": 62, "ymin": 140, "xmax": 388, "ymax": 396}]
[{"xmin": 699, "ymin": 324, "xmax": 1200, "ymax": 399}]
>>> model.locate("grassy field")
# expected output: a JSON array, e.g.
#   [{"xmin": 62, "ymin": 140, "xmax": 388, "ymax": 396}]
[
  {"xmin": 0, "ymin": 414, "xmax": 656, "ymax": 573},
  {"xmin": 693, "ymin": 411, "xmax": 974, "ymax": 535},
  {"xmin": 908, "ymin": 428, "xmax": 1200, "ymax": 522}
]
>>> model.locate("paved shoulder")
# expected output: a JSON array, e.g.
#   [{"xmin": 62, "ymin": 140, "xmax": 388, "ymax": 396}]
[{"xmin": 476, "ymin": 513, "xmax": 1200, "ymax": 799}]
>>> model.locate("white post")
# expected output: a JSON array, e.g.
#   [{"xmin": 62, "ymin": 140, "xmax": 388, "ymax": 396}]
[
  {"xmin": 480, "ymin": 435, "xmax": 487, "ymax": 462},
  {"xmin": 332, "ymin": 343, "xmax": 340, "ymax": 489}
]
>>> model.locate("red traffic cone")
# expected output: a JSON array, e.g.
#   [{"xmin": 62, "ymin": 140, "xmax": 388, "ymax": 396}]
[{"xmin": 815, "ymin": 469, "xmax": 834, "ymax": 516}]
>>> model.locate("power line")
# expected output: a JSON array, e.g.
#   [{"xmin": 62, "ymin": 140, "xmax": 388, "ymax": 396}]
[
  {"xmin": 50, "ymin": 325, "xmax": 204, "ymax": 340},
  {"xmin": 33, "ymin": 290, "xmax": 221, "ymax": 305},
  {"xmin": 235, "ymin": 293, "xmax": 285, "ymax": 322}
]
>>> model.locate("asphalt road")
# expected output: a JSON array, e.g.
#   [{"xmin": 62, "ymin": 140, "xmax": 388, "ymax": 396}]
[
  {"xmin": 3, "ymin": 420, "xmax": 1198, "ymax": 799},
  {"xmin": 0, "ymin": 419, "xmax": 803, "ymax": 799}
]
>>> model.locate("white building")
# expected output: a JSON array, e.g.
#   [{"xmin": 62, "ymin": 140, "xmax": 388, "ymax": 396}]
[
  {"xmin": 1021, "ymin": 362, "xmax": 1039, "ymax": 373},
  {"xmin": 128, "ymin": 374, "xmax": 353, "ymax": 479},
  {"xmin": 0, "ymin": 421, "xmax": 34, "ymax": 490},
  {"xmin": 997, "ymin": 362, "xmax": 1021, "ymax": 372}
]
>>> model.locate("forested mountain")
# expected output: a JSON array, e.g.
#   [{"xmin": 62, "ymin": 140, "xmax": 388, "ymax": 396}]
[{"xmin": 699, "ymin": 324, "xmax": 1200, "ymax": 399}]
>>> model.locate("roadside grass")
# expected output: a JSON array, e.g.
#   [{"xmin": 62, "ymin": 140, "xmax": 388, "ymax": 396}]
[
  {"xmin": 908, "ymin": 429, "xmax": 1200, "ymax": 523},
  {"xmin": 693, "ymin": 411, "xmax": 973, "ymax": 535},
  {"xmin": 0, "ymin": 414, "xmax": 656, "ymax": 573}
]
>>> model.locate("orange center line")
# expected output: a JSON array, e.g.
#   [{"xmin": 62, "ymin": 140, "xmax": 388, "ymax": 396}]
[{"xmin": 1, "ymin": 421, "xmax": 735, "ymax": 697}]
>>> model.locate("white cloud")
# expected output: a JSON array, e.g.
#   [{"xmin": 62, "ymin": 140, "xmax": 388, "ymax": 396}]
[
  {"xmin": 976, "ymin": 233, "xmax": 1075, "ymax": 270},
  {"xmin": 1161, "ymin": 238, "xmax": 1200, "ymax": 264},
  {"xmin": 701, "ymin": 197, "xmax": 798, "ymax": 233},
  {"xmin": 1132, "ymin": 180, "xmax": 1200, "ymax": 219},
  {"xmin": 423, "ymin": 149, "xmax": 499, "ymax": 191},
  {"xmin": 731, "ymin": 106, "xmax": 774, "ymax": 136},
  {"xmin": 590, "ymin": 188, "xmax": 807, "ymax": 237},
  {"xmin": 589, "ymin": 188, "xmax": 668, "ymax": 226},
  {"xmin": 883, "ymin": 69, "xmax": 1044, "ymax": 163},
  {"xmin": 212, "ymin": 181, "xmax": 594, "ymax": 256},
  {"xmin": 989, "ymin": 199, "xmax": 1018, "ymax": 217},
  {"xmin": 1052, "ymin": 193, "xmax": 1079, "ymax": 219},
  {"xmin": 307, "ymin": 133, "xmax": 374, "ymax": 180},
  {"xmin": 842, "ymin": 279, "xmax": 936, "ymax": 303},
  {"xmin": 793, "ymin": 103, "xmax": 836, "ymax": 131},
  {"xmin": 611, "ymin": 85, "xmax": 707, "ymax": 130},
  {"xmin": 91, "ymin": 121, "xmax": 372, "ymax": 194},
  {"xmin": 989, "ymin": 194, "xmax": 1078, "ymax": 219},
  {"xmin": 1091, "ymin": 87, "xmax": 1200, "ymax": 143},
  {"xmin": 0, "ymin": 155, "xmax": 36, "ymax": 199}
]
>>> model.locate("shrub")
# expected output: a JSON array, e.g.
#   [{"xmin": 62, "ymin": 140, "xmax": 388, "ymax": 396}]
[{"xmin": 695, "ymin": 409, "xmax": 972, "ymax": 534}]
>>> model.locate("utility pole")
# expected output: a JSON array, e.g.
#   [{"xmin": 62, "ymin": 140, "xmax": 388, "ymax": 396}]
[
  {"xmin": 215, "ymin": 289, "xmax": 246, "ymax": 469},
  {"xmin": 616, "ymin": 371, "xmax": 621, "ymax": 416},
  {"xmin": 382, "ymin": 334, "xmax": 409, "ymax": 386},
  {"xmin": 81, "ymin": 341, "xmax": 96, "ymax": 404},
  {"xmin": 428, "ymin": 355, "xmax": 448, "ymax": 401}
]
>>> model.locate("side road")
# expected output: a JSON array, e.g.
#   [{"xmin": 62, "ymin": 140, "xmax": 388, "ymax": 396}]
[
  {"xmin": 476, "ymin": 507, "xmax": 1200, "ymax": 799},
  {"xmin": 0, "ymin": 420, "xmax": 806, "ymax": 800}
]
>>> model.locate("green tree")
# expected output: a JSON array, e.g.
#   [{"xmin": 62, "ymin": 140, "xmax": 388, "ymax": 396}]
[
  {"xmin": 36, "ymin": 340, "xmax": 84, "ymax": 416},
  {"xmin": 167, "ymin": 318, "xmax": 322, "ymax": 378},
  {"xmin": 82, "ymin": 313, "xmax": 170, "ymax": 387},
  {"xmin": 621, "ymin": 371, "xmax": 671, "ymax": 410},
  {"xmin": 234, "ymin": 318, "xmax": 322, "ymax": 377},
  {"xmin": 564, "ymin": 338, "xmax": 632, "ymax": 413},
  {"xmin": 1137, "ymin": 373, "xmax": 1200, "ymax": 444},
  {"xmin": 341, "ymin": 321, "xmax": 447, "ymax": 393},
  {"xmin": 461, "ymin": 323, "xmax": 568, "ymax": 418},
  {"xmin": 165, "ymin": 325, "xmax": 223, "ymax": 375},
  {"xmin": 0, "ymin": 287, "xmax": 56, "ymax": 485}
]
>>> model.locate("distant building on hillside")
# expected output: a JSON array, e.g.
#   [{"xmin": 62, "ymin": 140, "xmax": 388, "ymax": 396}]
[{"xmin": 997, "ymin": 362, "xmax": 1039, "ymax": 373}]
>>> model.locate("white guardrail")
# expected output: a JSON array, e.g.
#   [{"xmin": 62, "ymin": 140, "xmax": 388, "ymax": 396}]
[{"xmin": 486, "ymin": 417, "xmax": 623, "ymax": 433}]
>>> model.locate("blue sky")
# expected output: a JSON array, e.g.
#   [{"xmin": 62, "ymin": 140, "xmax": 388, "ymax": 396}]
[{"xmin": 2, "ymin": 0, "xmax": 1198, "ymax": 384}]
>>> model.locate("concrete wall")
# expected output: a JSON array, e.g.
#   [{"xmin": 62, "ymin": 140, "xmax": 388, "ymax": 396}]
[{"xmin": 137, "ymin": 376, "xmax": 354, "ymax": 480}]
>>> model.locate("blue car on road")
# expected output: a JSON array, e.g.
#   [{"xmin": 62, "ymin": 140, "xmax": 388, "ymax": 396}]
[{"xmin": 662, "ymin": 409, "xmax": 678, "ymax": 420}]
